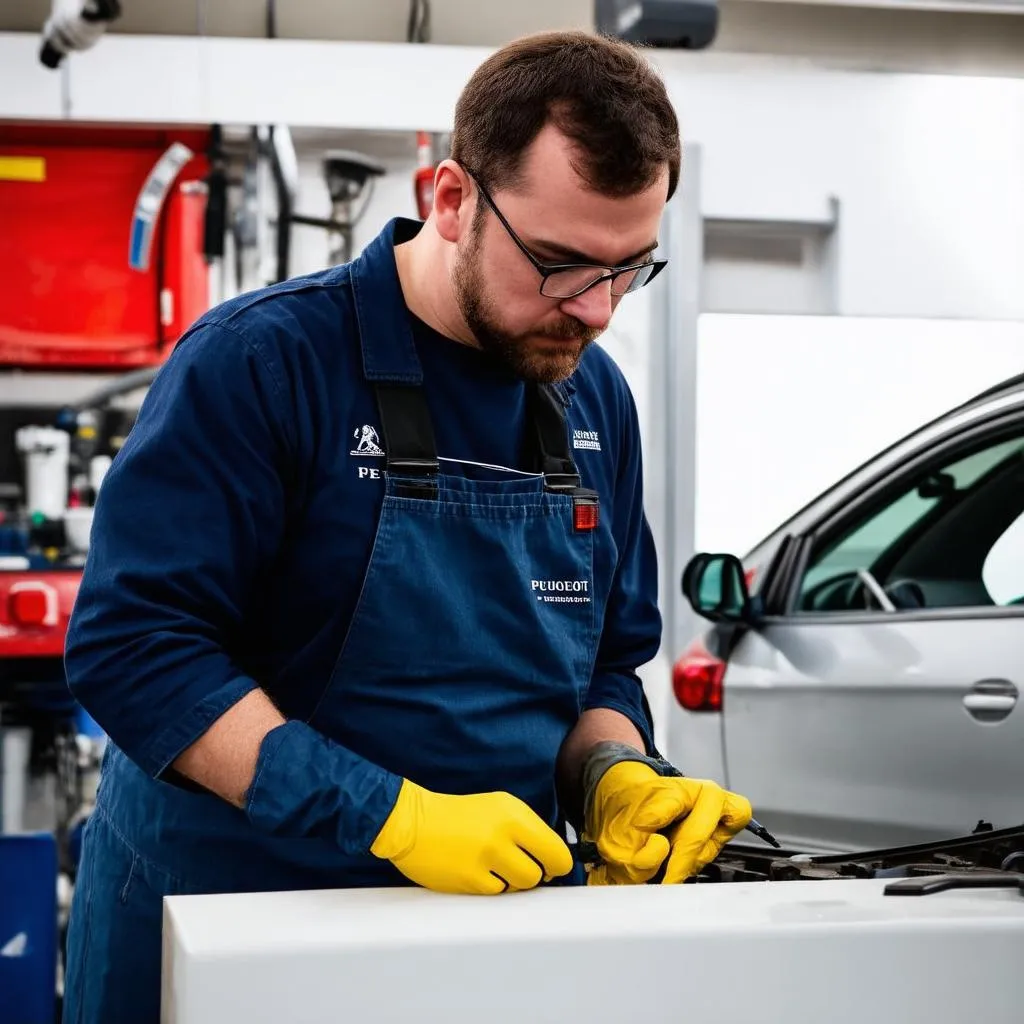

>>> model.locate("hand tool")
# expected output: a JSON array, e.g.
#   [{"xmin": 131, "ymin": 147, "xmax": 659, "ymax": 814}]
[{"xmin": 571, "ymin": 817, "xmax": 781, "ymax": 868}]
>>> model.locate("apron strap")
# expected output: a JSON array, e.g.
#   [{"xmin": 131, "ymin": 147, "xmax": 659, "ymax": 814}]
[
  {"xmin": 527, "ymin": 384, "xmax": 601, "ymax": 532},
  {"xmin": 375, "ymin": 384, "xmax": 440, "ymax": 499},
  {"xmin": 526, "ymin": 384, "xmax": 582, "ymax": 493}
]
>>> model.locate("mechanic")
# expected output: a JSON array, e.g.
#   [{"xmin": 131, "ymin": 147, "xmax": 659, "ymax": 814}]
[{"xmin": 62, "ymin": 30, "xmax": 752, "ymax": 1022}]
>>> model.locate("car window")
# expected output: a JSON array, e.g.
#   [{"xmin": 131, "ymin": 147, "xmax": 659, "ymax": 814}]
[
  {"xmin": 982, "ymin": 510, "xmax": 1024, "ymax": 606},
  {"xmin": 796, "ymin": 429, "xmax": 1024, "ymax": 613},
  {"xmin": 800, "ymin": 489, "xmax": 938, "ymax": 594}
]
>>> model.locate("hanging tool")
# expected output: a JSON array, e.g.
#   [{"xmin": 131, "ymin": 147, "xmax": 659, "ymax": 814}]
[{"xmin": 39, "ymin": 0, "xmax": 122, "ymax": 68}]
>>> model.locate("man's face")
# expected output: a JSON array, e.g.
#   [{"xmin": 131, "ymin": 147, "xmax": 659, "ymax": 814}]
[{"xmin": 451, "ymin": 125, "xmax": 669, "ymax": 384}]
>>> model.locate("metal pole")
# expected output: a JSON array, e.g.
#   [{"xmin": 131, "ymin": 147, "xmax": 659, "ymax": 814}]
[
  {"xmin": 670, "ymin": 142, "xmax": 703, "ymax": 660},
  {"xmin": 647, "ymin": 142, "xmax": 703, "ymax": 675}
]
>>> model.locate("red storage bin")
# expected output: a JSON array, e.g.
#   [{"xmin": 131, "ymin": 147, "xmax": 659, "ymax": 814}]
[{"xmin": 0, "ymin": 124, "xmax": 211, "ymax": 369}]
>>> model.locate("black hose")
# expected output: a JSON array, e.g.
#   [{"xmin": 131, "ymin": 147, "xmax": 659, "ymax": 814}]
[{"xmin": 204, "ymin": 125, "xmax": 228, "ymax": 262}]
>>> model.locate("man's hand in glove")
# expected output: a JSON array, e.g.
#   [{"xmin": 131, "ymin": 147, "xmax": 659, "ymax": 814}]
[
  {"xmin": 243, "ymin": 720, "xmax": 572, "ymax": 895},
  {"xmin": 371, "ymin": 779, "xmax": 574, "ymax": 894},
  {"xmin": 581, "ymin": 742, "xmax": 752, "ymax": 885}
]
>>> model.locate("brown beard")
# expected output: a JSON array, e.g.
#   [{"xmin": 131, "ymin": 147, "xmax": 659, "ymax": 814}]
[{"xmin": 452, "ymin": 227, "xmax": 600, "ymax": 384}]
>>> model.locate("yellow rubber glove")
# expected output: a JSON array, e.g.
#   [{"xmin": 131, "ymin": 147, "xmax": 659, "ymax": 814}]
[
  {"xmin": 585, "ymin": 760, "xmax": 752, "ymax": 886},
  {"xmin": 371, "ymin": 779, "xmax": 574, "ymax": 895}
]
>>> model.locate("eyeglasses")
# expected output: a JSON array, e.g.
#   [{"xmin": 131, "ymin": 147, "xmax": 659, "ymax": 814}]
[{"xmin": 463, "ymin": 169, "xmax": 668, "ymax": 300}]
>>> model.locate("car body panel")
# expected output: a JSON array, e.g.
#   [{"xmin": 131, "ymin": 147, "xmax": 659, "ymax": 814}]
[
  {"xmin": 723, "ymin": 611, "xmax": 1024, "ymax": 851},
  {"xmin": 665, "ymin": 694, "xmax": 727, "ymax": 781}
]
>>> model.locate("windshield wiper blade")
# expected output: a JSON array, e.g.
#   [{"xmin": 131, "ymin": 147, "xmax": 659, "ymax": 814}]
[{"xmin": 807, "ymin": 823, "xmax": 1024, "ymax": 867}]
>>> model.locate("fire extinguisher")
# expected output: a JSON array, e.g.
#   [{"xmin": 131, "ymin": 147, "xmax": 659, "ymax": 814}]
[{"xmin": 414, "ymin": 131, "xmax": 435, "ymax": 220}]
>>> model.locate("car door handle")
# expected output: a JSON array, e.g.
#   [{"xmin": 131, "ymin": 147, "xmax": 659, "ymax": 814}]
[{"xmin": 963, "ymin": 679, "xmax": 1018, "ymax": 722}]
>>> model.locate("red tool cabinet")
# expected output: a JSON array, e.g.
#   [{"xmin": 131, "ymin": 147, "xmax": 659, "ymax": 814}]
[{"xmin": 0, "ymin": 124, "xmax": 211, "ymax": 369}]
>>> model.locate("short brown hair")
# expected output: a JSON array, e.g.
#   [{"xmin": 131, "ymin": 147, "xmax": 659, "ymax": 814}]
[{"xmin": 451, "ymin": 31, "xmax": 680, "ymax": 201}]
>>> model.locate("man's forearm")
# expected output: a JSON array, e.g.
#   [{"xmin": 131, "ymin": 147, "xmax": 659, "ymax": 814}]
[
  {"xmin": 556, "ymin": 708, "xmax": 645, "ymax": 828},
  {"xmin": 173, "ymin": 699, "xmax": 643, "ymax": 818},
  {"xmin": 171, "ymin": 689, "xmax": 286, "ymax": 808}
]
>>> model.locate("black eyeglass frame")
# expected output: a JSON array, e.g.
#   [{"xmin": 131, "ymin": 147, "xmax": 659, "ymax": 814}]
[{"xmin": 463, "ymin": 168, "xmax": 668, "ymax": 300}]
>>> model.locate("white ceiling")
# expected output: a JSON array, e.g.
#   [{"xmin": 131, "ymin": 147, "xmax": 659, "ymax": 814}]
[
  {"xmin": 5, "ymin": 0, "xmax": 1022, "ymax": 44},
  {"xmin": 3, "ymin": 1, "xmax": 594, "ymax": 44},
  {"xmin": 4, "ymin": 0, "xmax": 1023, "ymax": 75}
]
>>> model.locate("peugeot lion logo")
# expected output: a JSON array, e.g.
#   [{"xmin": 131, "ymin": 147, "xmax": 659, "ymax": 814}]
[{"xmin": 351, "ymin": 425, "xmax": 385, "ymax": 457}]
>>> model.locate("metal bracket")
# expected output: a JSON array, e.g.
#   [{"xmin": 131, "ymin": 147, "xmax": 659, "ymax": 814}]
[{"xmin": 884, "ymin": 872, "xmax": 1024, "ymax": 898}]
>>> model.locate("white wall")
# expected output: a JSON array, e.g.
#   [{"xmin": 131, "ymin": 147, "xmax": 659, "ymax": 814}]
[
  {"xmin": 695, "ymin": 314, "xmax": 1024, "ymax": 556},
  {"xmin": 656, "ymin": 65, "xmax": 1024, "ymax": 321}
]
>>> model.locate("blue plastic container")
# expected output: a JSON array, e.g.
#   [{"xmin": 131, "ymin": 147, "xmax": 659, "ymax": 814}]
[
  {"xmin": 0, "ymin": 832, "xmax": 57, "ymax": 1024},
  {"xmin": 73, "ymin": 704, "xmax": 105, "ymax": 742}
]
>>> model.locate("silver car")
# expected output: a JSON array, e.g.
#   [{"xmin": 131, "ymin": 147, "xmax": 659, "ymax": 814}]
[{"xmin": 666, "ymin": 373, "xmax": 1024, "ymax": 852}]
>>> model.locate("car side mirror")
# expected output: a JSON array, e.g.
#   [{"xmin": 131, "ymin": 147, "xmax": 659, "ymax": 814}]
[{"xmin": 681, "ymin": 552, "xmax": 760, "ymax": 624}]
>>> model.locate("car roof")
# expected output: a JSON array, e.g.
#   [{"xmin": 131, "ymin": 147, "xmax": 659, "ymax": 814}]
[
  {"xmin": 964, "ymin": 372, "xmax": 1024, "ymax": 405},
  {"xmin": 743, "ymin": 373, "xmax": 1024, "ymax": 562}
]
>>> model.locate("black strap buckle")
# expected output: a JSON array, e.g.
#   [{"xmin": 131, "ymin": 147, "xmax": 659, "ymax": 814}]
[
  {"xmin": 386, "ymin": 456, "xmax": 440, "ymax": 476},
  {"xmin": 544, "ymin": 471, "xmax": 582, "ymax": 493},
  {"xmin": 387, "ymin": 457, "xmax": 441, "ymax": 499}
]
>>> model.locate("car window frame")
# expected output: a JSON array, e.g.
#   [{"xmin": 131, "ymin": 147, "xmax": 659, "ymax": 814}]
[
  {"xmin": 759, "ymin": 535, "xmax": 800, "ymax": 615},
  {"xmin": 777, "ymin": 408, "xmax": 1024, "ymax": 625}
]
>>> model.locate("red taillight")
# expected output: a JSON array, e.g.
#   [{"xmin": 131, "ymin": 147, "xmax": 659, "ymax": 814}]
[{"xmin": 672, "ymin": 640, "xmax": 726, "ymax": 712}]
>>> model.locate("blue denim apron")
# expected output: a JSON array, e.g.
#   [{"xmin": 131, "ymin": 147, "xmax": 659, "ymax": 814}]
[{"xmin": 63, "ymin": 271, "xmax": 604, "ymax": 1022}]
